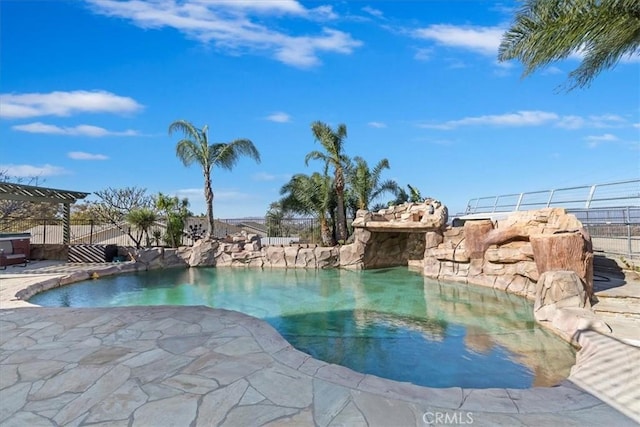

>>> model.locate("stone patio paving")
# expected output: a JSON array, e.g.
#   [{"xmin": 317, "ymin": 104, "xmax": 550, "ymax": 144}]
[
  {"xmin": 1, "ymin": 261, "xmax": 639, "ymax": 426},
  {"xmin": 0, "ymin": 306, "xmax": 637, "ymax": 426}
]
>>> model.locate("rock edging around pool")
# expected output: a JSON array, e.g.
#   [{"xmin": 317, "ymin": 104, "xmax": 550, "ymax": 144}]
[{"xmin": 1, "ymin": 305, "xmax": 635, "ymax": 426}]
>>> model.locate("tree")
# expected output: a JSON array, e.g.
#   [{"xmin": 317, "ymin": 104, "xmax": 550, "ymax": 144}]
[
  {"xmin": 305, "ymin": 121, "xmax": 350, "ymax": 243},
  {"xmin": 92, "ymin": 186, "xmax": 154, "ymax": 248},
  {"xmin": 347, "ymin": 156, "xmax": 398, "ymax": 211},
  {"xmin": 168, "ymin": 120, "xmax": 261, "ymax": 238},
  {"xmin": 126, "ymin": 208, "xmax": 157, "ymax": 248},
  {"xmin": 407, "ymin": 184, "xmax": 423, "ymax": 203},
  {"xmin": 499, "ymin": 0, "xmax": 640, "ymax": 89},
  {"xmin": 381, "ymin": 184, "xmax": 424, "ymax": 209},
  {"xmin": 156, "ymin": 192, "xmax": 190, "ymax": 247},
  {"xmin": 279, "ymin": 172, "xmax": 336, "ymax": 246}
]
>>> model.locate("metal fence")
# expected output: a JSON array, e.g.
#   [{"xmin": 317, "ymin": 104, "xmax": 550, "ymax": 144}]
[
  {"xmin": 465, "ymin": 179, "xmax": 640, "ymax": 214},
  {"xmin": 571, "ymin": 207, "xmax": 640, "ymax": 257},
  {"xmin": 463, "ymin": 180, "xmax": 640, "ymax": 258},
  {"xmin": 219, "ymin": 217, "xmax": 320, "ymax": 244},
  {"xmin": 0, "ymin": 217, "xmax": 320, "ymax": 247}
]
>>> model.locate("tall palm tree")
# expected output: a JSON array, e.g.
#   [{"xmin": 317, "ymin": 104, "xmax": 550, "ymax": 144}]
[
  {"xmin": 168, "ymin": 120, "xmax": 260, "ymax": 238},
  {"xmin": 279, "ymin": 172, "xmax": 336, "ymax": 246},
  {"xmin": 347, "ymin": 156, "xmax": 398, "ymax": 211},
  {"xmin": 499, "ymin": 0, "xmax": 640, "ymax": 89},
  {"xmin": 305, "ymin": 121, "xmax": 350, "ymax": 243}
]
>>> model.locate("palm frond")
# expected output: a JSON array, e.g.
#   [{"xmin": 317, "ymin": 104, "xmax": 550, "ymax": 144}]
[
  {"xmin": 212, "ymin": 139, "xmax": 261, "ymax": 171},
  {"xmin": 498, "ymin": 0, "xmax": 640, "ymax": 89}
]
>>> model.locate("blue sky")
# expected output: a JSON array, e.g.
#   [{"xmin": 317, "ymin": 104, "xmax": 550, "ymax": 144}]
[{"xmin": 1, "ymin": 0, "xmax": 638, "ymax": 218}]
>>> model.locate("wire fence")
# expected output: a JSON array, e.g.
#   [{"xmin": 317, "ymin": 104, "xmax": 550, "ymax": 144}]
[{"xmin": 0, "ymin": 217, "xmax": 320, "ymax": 247}]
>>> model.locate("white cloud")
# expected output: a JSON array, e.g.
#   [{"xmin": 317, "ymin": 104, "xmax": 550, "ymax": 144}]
[
  {"xmin": 175, "ymin": 188, "xmax": 250, "ymax": 201},
  {"xmin": 420, "ymin": 110, "xmax": 558, "ymax": 130},
  {"xmin": 86, "ymin": 0, "xmax": 360, "ymax": 68},
  {"xmin": 0, "ymin": 90, "xmax": 143, "ymax": 119},
  {"xmin": 12, "ymin": 122, "xmax": 139, "ymax": 137},
  {"xmin": 541, "ymin": 66, "xmax": 563, "ymax": 75},
  {"xmin": 633, "ymin": 123, "xmax": 640, "ymax": 129},
  {"xmin": 174, "ymin": 188, "xmax": 204, "ymax": 201},
  {"xmin": 413, "ymin": 47, "xmax": 432, "ymax": 62},
  {"xmin": 362, "ymin": 6, "xmax": 384, "ymax": 18},
  {"xmin": 206, "ymin": 0, "xmax": 306, "ymax": 15},
  {"xmin": 252, "ymin": 172, "xmax": 276, "ymax": 181},
  {"xmin": 585, "ymin": 133, "xmax": 619, "ymax": 148},
  {"xmin": 266, "ymin": 112, "xmax": 291, "ymax": 123},
  {"xmin": 0, "ymin": 163, "xmax": 68, "ymax": 177},
  {"xmin": 557, "ymin": 114, "xmax": 627, "ymax": 129},
  {"xmin": 368, "ymin": 121, "xmax": 387, "ymax": 128},
  {"xmin": 413, "ymin": 24, "xmax": 505, "ymax": 56},
  {"xmin": 252, "ymin": 172, "xmax": 292, "ymax": 182},
  {"xmin": 589, "ymin": 114, "xmax": 626, "ymax": 127},
  {"xmin": 422, "ymin": 111, "xmax": 631, "ymax": 130},
  {"xmin": 555, "ymin": 115, "xmax": 585, "ymax": 129},
  {"xmin": 68, "ymin": 151, "xmax": 109, "ymax": 160},
  {"xmin": 584, "ymin": 134, "xmax": 619, "ymax": 142}
]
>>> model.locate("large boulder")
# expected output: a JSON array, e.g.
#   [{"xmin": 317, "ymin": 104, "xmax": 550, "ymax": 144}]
[
  {"xmin": 419, "ymin": 199, "xmax": 448, "ymax": 229},
  {"xmin": 264, "ymin": 246, "xmax": 287, "ymax": 268},
  {"xmin": 189, "ymin": 239, "xmax": 219, "ymax": 267},
  {"xmin": 463, "ymin": 220, "xmax": 494, "ymax": 259},
  {"xmin": 315, "ymin": 246, "xmax": 339, "ymax": 269},
  {"xmin": 534, "ymin": 270, "xmax": 591, "ymax": 322},
  {"xmin": 530, "ymin": 229, "xmax": 593, "ymax": 299}
]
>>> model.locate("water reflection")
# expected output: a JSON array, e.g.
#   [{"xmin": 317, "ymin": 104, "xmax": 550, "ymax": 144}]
[{"xmin": 29, "ymin": 267, "xmax": 575, "ymax": 388}]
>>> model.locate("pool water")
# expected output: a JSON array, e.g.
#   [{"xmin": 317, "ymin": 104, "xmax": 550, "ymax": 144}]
[{"xmin": 29, "ymin": 267, "xmax": 576, "ymax": 389}]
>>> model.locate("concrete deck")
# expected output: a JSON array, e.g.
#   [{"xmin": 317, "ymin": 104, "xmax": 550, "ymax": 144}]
[{"xmin": 1, "ymin": 261, "xmax": 639, "ymax": 426}]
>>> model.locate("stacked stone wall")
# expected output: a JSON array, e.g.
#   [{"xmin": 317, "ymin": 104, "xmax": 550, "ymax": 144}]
[{"xmin": 422, "ymin": 208, "xmax": 593, "ymax": 301}]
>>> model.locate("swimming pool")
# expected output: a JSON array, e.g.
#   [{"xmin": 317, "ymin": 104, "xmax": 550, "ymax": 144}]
[{"xmin": 29, "ymin": 267, "xmax": 576, "ymax": 389}]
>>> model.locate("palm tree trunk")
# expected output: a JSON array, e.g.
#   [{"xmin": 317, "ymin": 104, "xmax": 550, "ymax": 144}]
[
  {"xmin": 204, "ymin": 171, "xmax": 215, "ymax": 238},
  {"xmin": 334, "ymin": 170, "xmax": 348, "ymax": 242},
  {"xmin": 320, "ymin": 217, "xmax": 335, "ymax": 247}
]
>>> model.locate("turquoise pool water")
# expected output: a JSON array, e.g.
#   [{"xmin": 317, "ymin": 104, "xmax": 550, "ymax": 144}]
[{"xmin": 29, "ymin": 267, "xmax": 576, "ymax": 388}]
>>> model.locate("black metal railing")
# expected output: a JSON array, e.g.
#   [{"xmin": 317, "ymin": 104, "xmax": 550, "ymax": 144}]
[{"xmin": 0, "ymin": 217, "xmax": 320, "ymax": 247}]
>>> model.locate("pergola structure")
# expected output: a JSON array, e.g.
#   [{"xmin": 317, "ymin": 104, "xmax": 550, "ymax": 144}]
[{"xmin": 0, "ymin": 183, "xmax": 90, "ymax": 244}]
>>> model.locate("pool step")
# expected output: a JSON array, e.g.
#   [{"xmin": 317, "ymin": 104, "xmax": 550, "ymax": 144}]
[{"xmin": 593, "ymin": 296, "xmax": 640, "ymax": 320}]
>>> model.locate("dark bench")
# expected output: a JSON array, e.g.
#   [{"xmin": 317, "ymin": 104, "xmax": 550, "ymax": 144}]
[{"xmin": 0, "ymin": 240, "xmax": 28, "ymax": 269}]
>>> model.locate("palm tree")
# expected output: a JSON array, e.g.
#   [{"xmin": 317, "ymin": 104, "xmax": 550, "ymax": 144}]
[
  {"xmin": 499, "ymin": 0, "xmax": 640, "ymax": 89},
  {"xmin": 407, "ymin": 184, "xmax": 423, "ymax": 203},
  {"xmin": 126, "ymin": 207, "xmax": 157, "ymax": 248},
  {"xmin": 347, "ymin": 156, "xmax": 398, "ymax": 211},
  {"xmin": 382, "ymin": 184, "xmax": 424, "ymax": 208},
  {"xmin": 305, "ymin": 121, "xmax": 350, "ymax": 243},
  {"xmin": 156, "ymin": 192, "xmax": 190, "ymax": 247},
  {"xmin": 168, "ymin": 120, "xmax": 260, "ymax": 238},
  {"xmin": 279, "ymin": 172, "xmax": 336, "ymax": 246}
]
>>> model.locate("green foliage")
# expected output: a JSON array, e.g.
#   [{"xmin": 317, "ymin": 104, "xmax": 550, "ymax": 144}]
[
  {"xmin": 407, "ymin": 184, "xmax": 423, "ymax": 203},
  {"xmin": 169, "ymin": 120, "xmax": 261, "ymax": 237},
  {"xmin": 305, "ymin": 121, "xmax": 350, "ymax": 242},
  {"xmin": 155, "ymin": 192, "xmax": 190, "ymax": 247},
  {"xmin": 385, "ymin": 184, "xmax": 423, "ymax": 207},
  {"xmin": 346, "ymin": 156, "xmax": 398, "ymax": 211},
  {"xmin": 92, "ymin": 186, "xmax": 154, "ymax": 248},
  {"xmin": 126, "ymin": 208, "xmax": 157, "ymax": 248},
  {"xmin": 279, "ymin": 172, "xmax": 336, "ymax": 246},
  {"xmin": 499, "ymin": 0, "xmax": 640, "ymax": 89}
]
